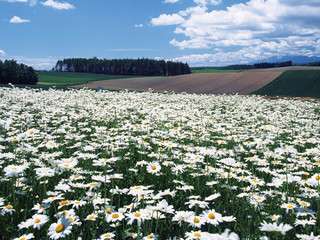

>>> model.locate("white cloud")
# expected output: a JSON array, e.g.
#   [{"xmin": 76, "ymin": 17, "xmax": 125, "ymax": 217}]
[
  {"xmin": 151, "ymin": 13, "xmax": 185, "ymax": 26},
  {"xmin": 41, "ymin": 0, "xmax": 74, "ymax": 10},
  {"xmin": 10, "ymin": 16, "xmax": 30, "ymax": 24},
  {"xmin": 0, "ymin": 50, "xmax": 6, "ymax": 57},
  {"xmin": 0, "ymin": 0, "xmax": 37, "ymax": 6},
  {"xmin": 193, "ymin": 0, "xmax": 222, "ymax": 6},
  {"xmin": 11, "ymin": 56, "xmax": 58, "ymax": 70},
  {"xmin": 107, "ymin": 48, "xmax": 154, "ymax": 52},
  {"xmin": 152, "ymin": 0, "xmax": 320, "ymax": 65},
  {"xmin": 164, "ymin": 0, "xmax": 180, "ymax": 4},
  {"xmin": 134, "ymin": 24, "xmax": 144, "ymax": 28}
]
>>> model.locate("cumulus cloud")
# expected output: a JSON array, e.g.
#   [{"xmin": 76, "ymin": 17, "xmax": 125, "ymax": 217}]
[
  {"xmin": 1, "ymin": 0, "xmax": 37, "ymax": 6},
  {"xmin": 10, "ymin": 56, "xmax": 58, "ymax": 69},
  {"xmin": 151, "ymin": 13, "xmax": 185, "ymax": 26},
  {"xmin": 193, "ymin": 0, "xmax": 222, "ymax": 6},
  {"xmin": 10, "ymin": 16, "xmax": 30, "ymax": 24},
  {"xmin": 172, "ymin": 40, "xmax": 320, "ymax": 66},
  {"xmin": 134, "ymin": 24, "xmax": 144, "ymax": 28},
  {"xmin": 164, "ymin": 0, "xmax": 180, "ymax": 3},
  {"xmin": 152, "ymin": 0, "xmax": 320, "ymax": 65},
  {"xmin": 41, "ymin": 0, "xmax": 74, "ymax": 10},
  {"xmin": 0, "ymin": 50, "xmax": 6, "ymax": 57}
]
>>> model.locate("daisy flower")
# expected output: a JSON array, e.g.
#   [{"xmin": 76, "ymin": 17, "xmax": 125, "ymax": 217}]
[
  {"xmin": 143, "ymin": 233, "xmax": 157, "ymax": 240},
  {"xmin": 126, "ymin": 210, "xmax": 144, "ymax": 225},
  {"xmin": 259, "ymin": 221, "xmax": 293, "ymax": 235},
  {"xmin": 85, "ymin": 213, "xmax": 98, "ymax": 221},
  {"xmin": 29, "ymin": 214, "xmax": 49, "ymax": 229},
  {"xmin": 14, "ymin": 234, "xmax": 34, "ymax": 240},
  {"xmin": 98, "ymin": 232, "xmax": 115, "ymax": 240},
  {"xmin": 281, "ymin": 203, "xmax": 296, "ymax": 213},
  {"xmin": 4, "ymin": 164, "xmax": 26, "ymax": 177},
  {"xmin": 201, "ymin": 209, "xmax": 223, "ymax": 225},
  {"xmin": 106, "ymin": 211, "xmax": 125, "ymax": 223},
  {"xmin": 146, "ymin": 162, "xmax": 161, "ymax": 174},
  {"xmin": 188, "ymin": 215, "xmax": 205, "ymax": 228},
  {"xmin": 48, "ymin": 217, "xmax": 72, "ymax": 240},
  {"xmin": 1, "ymin": 204, "xmax": 15, "ymax": 215}
]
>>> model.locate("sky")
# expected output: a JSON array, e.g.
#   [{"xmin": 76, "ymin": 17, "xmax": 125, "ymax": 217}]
[{"xmin": 0, "ymin": 0, "xmax": 320, "ymax": 69}]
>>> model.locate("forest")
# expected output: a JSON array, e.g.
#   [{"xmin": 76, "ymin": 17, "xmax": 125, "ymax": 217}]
[
  {"xmin": 54, "ymin": 58, "xmax": 191, "ymax": 76},
  {"xmin": 0, "ymin": 60, "xmax": 38, "ymax": 85}
]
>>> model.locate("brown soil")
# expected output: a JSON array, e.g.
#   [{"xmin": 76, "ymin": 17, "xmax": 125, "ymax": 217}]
[{"xmin": 75, "ymin": 67, "xmax": 320, "ymax": 94}]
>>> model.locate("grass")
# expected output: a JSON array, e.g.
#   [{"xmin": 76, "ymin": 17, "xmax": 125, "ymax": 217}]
[
  {"xmin": 192, "ymin": 67, "xmax": 241, "ymax": 73},
  {"xmin": 37, "ymin": 71, "xmax": 139, "ymax": 87},
  {"xmin": 254, "ymin": 70, "xmax": 320, "ymax": 98}
]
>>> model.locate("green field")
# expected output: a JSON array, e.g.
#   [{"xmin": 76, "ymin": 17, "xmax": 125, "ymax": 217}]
[
  {"xmin": 192, "ymin": 67, "xmax": 241, "ymax": 73},
  {"xmin": 255, "ymin": 70, "xmax": 320, "ymax": 98},
  {"xmin": 37, "ymin": 71, "xmax": 138, "ymax": 87}
]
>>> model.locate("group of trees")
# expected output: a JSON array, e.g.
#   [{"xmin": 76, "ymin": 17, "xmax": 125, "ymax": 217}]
[
  {"xmin": 253, "ymin": 61, "xmax": 292, "ymax": 69},
  {"xmin": 54, "ymin": 58, "xmax": 191, "ymax": 76},
  {"xmin": 226, "ymin": 61, "xmax": 293, "ymax": 70},
  {"xmin": 0, "ymin": 60, "xmax": 38, "ymax": 85},
  {"xmin": 305, "ymin": 62, "xmax": 320, "ymax": 66},
  {"xmin": 193, "ymin": 61, "xmax": 294, "ymax": 71}
]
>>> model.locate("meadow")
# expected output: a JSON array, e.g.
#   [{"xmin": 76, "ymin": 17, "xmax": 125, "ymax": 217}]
[
  {"xmin": 0, "ymin": 87, "xmax": 320, "ymax": 240},
  {"xmin": 191, "ymin": 67, "xmax": 241, "ymax": 73},
  {"xmin": 255, "ymin": 70, "xmax": 320, "ymax": 98},
  {"xmin": 37, "ymin": 72, "xmax": 139, "ymax": 87}
]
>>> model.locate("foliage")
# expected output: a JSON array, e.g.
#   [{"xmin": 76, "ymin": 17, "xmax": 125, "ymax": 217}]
[
  {"xmin": 54, "ymin": 58, "xmax": 191, "ymax": 76},
  {"xmin": 0, "ymin": 60, "xmax": 38, "ymax": 85},
  {"xmin": 192, "ymin": 61, "xmax": 293, "ymax": 72},
  {"xmin": 0, "ymin": 88, "xmax": 319, "ymax": 240},
  {"xmin": 304, "ymin": 62, "xmax": 320, "ymax": 66},
  {"xmin": 255, "ymin": 70, "xmax": 320, "ymax": 97},
  {"xmin": 253, "ymin": 61, "xmax": 292, "ymax": 69}
]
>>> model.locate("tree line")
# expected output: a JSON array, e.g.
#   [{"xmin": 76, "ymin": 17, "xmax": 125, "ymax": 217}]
[
  {"xmin": 253, "ymin": 61, "xmax": 292, "ymax": 69},
  {"xmin": 304, "ymin": 61, "xmax": 320, "ymax": 66},
  {"xmin": 0, "ymin": 60, "xmax": 38, "ymax": 85},
  {"xmin": 223, "ymin": 61, "xmax": 293, "ymax": 70},
  {"xmin": 54, "ymin": 58, "xmax": 191, "ymax": 76}
]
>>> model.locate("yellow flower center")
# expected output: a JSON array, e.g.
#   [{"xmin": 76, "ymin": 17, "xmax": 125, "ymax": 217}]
[
  {"xmin": 316, "ymin": 175, "xmax": 320, "ymax": 181},
  {"xmin": 287, "ymin": 204, "xmax": 294, "ymax": 209},
  {"xmin": 151, "ymin": 165, "xmax": 157, "ymax": 171},
  {"xmin": 5, "ymin": 204, "xmax": 13, "ymax": 209},
  {"xmin": 193, "ymin": 216, "xmax": 200, "ymax": 224},
  {"xmin": 19, "ymin": 237, "xmax": 27, "ymax": 240},
  {"xmin": 208, "ymin": 212, "xmax": 216, "ymax": 220},
  {"xmin": 111, "ymin": 213, "xmax": 120, "ymax": 219},
  {"xmin": 34, "ymin": 218, "xmax": 41, "ymax": 224},
  {"xmin": 60, "ymin": 200, "xmax": 69, "ymax": 206},
  {"xmin": 55, "ymin": 223, "xmax": 65, "ymax": 233},
  {"xmin": 134, "ymin": 211, "xmax": 141, "ymax": 218}
]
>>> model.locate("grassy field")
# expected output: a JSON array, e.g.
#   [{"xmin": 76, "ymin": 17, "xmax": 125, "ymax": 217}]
[
  {"xmin": 37, "ymin": 71, "xmax": 139, "ymax": 87},
  {"xmin": 255, "ymin": 70, "xmax": 320, "ymax": 97},
  {"xmin": 191, "ymin": 67, "xmax": 242, "ymax": 73}
]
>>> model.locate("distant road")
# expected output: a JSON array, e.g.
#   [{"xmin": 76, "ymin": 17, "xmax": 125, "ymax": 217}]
[{"xmin": 76, "ymin": 66, "xmax": 320, "ymax": 95}]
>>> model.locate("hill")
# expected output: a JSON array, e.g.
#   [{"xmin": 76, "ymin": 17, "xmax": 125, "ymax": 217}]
[
  {"xmin": 254, "ymin": 70, "xmax": 320, "ymax": 98},
  {"xmin": 76, "ymin": 69, "xmax": 283, "ymax": 94}
]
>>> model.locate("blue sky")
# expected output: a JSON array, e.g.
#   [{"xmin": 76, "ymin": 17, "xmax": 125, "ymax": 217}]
[{"xmin": 0, "ymin": 0, "xmax": 319, "ymax": 69}]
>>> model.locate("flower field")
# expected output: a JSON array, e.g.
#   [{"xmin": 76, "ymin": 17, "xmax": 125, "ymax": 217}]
[{"xmin": 0, "ymin": 87, "xmax": 320, "ymax": 240}]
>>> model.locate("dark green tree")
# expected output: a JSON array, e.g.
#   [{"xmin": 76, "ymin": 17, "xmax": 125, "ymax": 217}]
[{"xmin": 54, "ymin": 58, "xmax": 191, "ymax": 76}]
